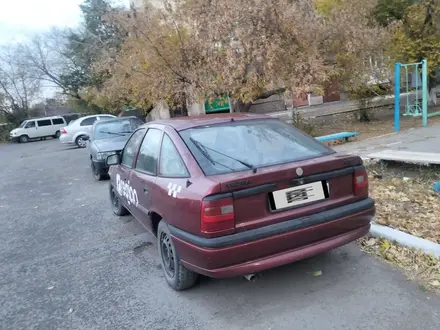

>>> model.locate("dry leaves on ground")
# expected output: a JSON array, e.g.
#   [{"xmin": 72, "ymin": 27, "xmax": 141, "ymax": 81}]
[
  {"xmin": 359, "ymin": 236, "xmax": 440, "ymax": 293},
  {"xmin": 368, "ymin": 174, "xmax": 440, "ymax": 243}
]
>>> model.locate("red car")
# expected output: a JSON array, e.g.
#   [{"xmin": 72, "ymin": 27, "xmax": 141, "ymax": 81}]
[{"xmin": 106, "ymin": 113, "xmax": 375, "ymax": 290}]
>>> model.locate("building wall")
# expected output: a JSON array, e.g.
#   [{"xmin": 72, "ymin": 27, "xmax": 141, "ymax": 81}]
[{"xmin": 248, "ymin": 94, "xmax": 285, "ymax": 114}]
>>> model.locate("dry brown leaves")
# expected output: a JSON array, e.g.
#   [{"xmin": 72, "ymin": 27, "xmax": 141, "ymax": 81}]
[
  {"xmin": 369, "ymin": 172, "xmax": 440, "ymax": 243},
  {"xmin": 359, "ymin": 236, "xmax": 440, "ymax": 293}
]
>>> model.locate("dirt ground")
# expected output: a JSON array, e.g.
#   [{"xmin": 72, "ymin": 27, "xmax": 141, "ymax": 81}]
[{"xmin": 307, "ymin": 106, "xmax": 440, "ymax": 143}]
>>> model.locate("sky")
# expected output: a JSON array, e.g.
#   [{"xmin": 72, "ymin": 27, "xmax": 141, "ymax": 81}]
[
  {"xmin": 0, "ymin": 0, "xmax": 131, "ymax": 98},
  {"xmin": 0, "ymin": 0, "xmax": 130, "ymax": 45}
]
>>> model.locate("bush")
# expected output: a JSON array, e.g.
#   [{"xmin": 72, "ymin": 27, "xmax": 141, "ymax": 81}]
[
  {"xmin": 289, "ymin": 109, "xmax": 317, "ymax": 136},
  {"xmin": 0, "ymin": 124, "xmax": 12, "ymax": 142},
  {"xmin": 347, "ymin": 83, "xmax": 392, "ymax": 122}
]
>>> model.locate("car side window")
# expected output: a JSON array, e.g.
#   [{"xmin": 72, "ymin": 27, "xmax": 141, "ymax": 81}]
[
  {"xmin": 25, "ymin": 121, "xmax": 35, "ymax": 128},
  {"xmin": 121, "ymin": 129, "xmax": 146, "ymax": 168},
  {"xmin": 159, "ymin": 134, "xmax": 189, "ymax": 178},
  {"xmin": 98, "ymin": 115, "xmax": 114, "ymax": 121},
  {"xmin": 37, "ymin": 119, "xmax": 52, "ymax": 127},
  {"xmin": 135, "ymin": 129, "xmax": 162, "ymax": 175},
  {"xmin": 52, "ymin": 118, "xmax": 64, "ymax": 125},
  {"xmin": 80, "ymin": 117, "xmax": 98, "ymax": 126}
]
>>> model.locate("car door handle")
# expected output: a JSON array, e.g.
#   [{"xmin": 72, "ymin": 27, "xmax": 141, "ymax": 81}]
[{"xmin": 143, "ymin": 187, "xmax": 149, "ymax": 195}]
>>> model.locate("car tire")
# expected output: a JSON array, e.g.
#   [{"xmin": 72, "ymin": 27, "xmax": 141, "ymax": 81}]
[
  {"xmin": 109, "ymin": 184, "xmax": 129, "ymax": 216},
  {"xmin": 157, "ymin": 221, "xmax": 198, "ymax": 291},
  {"xmin": 54, "ymin": 131, "xmax": 61, "ymax": 139},
  {"xmin": 91, "ymin": 161, "xmax": 104, "ymax": 181},
  {"xmin": 75, "ymin": 135, "xmax": 87, "ymax": 148},
  {"xmin": 19, "ymin": 135, "xmax": 29, "ymax": 143}
]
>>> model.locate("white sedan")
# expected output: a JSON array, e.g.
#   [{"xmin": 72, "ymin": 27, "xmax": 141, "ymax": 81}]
[{"xmin": 59, "ymin": 114, "xmax": 116, "ymax": 148}]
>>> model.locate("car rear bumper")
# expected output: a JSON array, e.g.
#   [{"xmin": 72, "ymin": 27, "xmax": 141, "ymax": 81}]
[
  {"xmin": 59, "ymin": 134, "xmax": 73, "ymax": 144},
  {"xmin": 170, "ymin": 198, "xmax": 375, "ymax": 278}
]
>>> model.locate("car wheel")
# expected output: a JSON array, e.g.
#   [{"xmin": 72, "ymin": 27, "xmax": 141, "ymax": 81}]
[
  {"xmin": 75, "ymin": 135, "xmax": 87, "ymax": 148},
  {"xmin": 55, "ymin": 131, "xmax": 61, "ymax": 138},
  {"xmin": 109, "ymin": 184, "xmax": 129, "ymax": 216},
  {"xmin": 19, "ymin": 135, "xmax": 29, "ymax": 143},
  {"xmin": 91, "ymin": 161, "xmax": 104, "ymax": 181},
  {"xmin": 157, "ymin": 221, "xmax": 198, "ymax": 291}
]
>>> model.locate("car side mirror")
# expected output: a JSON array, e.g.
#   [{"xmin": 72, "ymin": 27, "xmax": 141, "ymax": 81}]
[{"xmin": 106, "ymin": 154, "xmax": 121, "ymax": 166}]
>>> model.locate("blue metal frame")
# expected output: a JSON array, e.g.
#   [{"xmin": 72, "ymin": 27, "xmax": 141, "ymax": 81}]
[{"xmin": 394, "ymin": 60, "xmax": 428, "ymax": 132}]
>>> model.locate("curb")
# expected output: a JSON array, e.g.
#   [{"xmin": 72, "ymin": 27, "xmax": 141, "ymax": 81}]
[{"xmin": 370, "ymin": 223, "xmax": 440, "ymax": 258}]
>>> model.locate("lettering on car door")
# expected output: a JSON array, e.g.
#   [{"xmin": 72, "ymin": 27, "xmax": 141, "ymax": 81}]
[{"xmin": 116, "ymin": 129, "xmax": 146, "ymax": 208}]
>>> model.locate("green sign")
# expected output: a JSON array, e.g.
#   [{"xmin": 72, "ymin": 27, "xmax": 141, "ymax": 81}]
[{"xmin": 204, "ymin": 96, "xmax": 230, "ymax": 113}]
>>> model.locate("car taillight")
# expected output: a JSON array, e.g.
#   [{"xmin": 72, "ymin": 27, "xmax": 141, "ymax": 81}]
[
  {"xmin": 353, "ymin": 167, "xmax": 369, "ymax": 196},
  {"xmin": 201, "ymin": 197, "xmax": 235, "ymax": 236},
  {"xmin": 61, "ymin": 128, "xmax": 67, "ymax": 134}
]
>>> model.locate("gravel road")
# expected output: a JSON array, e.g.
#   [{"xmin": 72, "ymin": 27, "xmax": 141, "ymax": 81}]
[{"xmin": 1, "ymin": 139, "xmax": 439, "ymax": 330}]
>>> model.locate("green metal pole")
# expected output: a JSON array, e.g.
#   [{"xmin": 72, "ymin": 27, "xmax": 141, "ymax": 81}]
[{"xmin": 422, "ymin": 59, "xmax": 428, "ymax": 127}]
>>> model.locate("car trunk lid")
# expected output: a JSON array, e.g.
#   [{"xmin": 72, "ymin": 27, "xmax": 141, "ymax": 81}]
[{"xmin": 209, "ymin": 153, "xmax": 365, "ymax": 232}]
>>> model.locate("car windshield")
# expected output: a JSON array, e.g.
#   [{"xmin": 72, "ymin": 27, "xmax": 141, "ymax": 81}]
[
  {"xmin": 68, "ymin": 119, "xmax": 77, "ymax": 126},
  {"xmin": 18, "ymin": 121, "xmax": 27, "ymax": 128},
  {"xmin": 92, "ymin": 118, "xmax": 143, "ymax": 140},
  {"xmin": 179, "ymin": 119, "xmax": 334, "ymax": 176}
]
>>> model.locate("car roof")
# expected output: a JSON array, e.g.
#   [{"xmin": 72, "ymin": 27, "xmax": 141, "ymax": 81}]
[
  {"xmin": 81, "ymin": 114, "xmax": 115, "ymax": 119},
  {"xmin": 95, "ymin": 116, "xmax": 139, "ymax": 123},
  {"xmin": 27, "ymin": 116, "xmax": 65, "ymax": 120},
  {"xmin": 151, "ymin": 113, "xmax": 270, "ymax": 131}
]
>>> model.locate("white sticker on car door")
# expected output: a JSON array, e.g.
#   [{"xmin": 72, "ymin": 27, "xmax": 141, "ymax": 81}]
[
  {"xmin": 167, "ymin": 182, "xmax": 182, "ymax": 198},
  {"xmin": 116, "ymin": 173, "xmax": 138, "ymax": 206}
]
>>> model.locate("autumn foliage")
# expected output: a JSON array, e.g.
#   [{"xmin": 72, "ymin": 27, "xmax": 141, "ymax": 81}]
[{"xmin": 84, "ymin": 0, "xmax": 390, "ymax": 111}]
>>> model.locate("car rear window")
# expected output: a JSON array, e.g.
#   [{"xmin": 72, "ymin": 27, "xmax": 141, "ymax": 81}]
[{"xmin": 179, "ymin": 119, "xmax": 333, "ymax": 176}]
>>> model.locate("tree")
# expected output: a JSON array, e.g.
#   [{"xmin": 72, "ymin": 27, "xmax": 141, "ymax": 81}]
[
  {"xmin": 0, "ymin": 47, "xmax": 40, "ymax": 125},
  {"xmin": 12, "ymin": 0, "xmax": 125, "ymax": 105},
  {"xmin": 88, "ymin": 0, "xmax": 389, "ymax": 112},
  {"xmin": 373, "ymin": 0, "xmax": 416, "ymax": 26},
  {"xmin": 374, "ymin": 0, "xmax": 440, "ymax": 104}
]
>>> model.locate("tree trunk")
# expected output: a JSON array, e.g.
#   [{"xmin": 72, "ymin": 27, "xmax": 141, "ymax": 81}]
[{"xmin": 428, "ymin": 74, "xmax": 438, "ymax": 106}]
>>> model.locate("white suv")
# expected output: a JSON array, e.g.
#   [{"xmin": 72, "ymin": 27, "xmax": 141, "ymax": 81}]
[
  {"xmin": 59, "ymin": 114, "xmax": 116, "ymax": 148},
  {"xmin": 10, "ymin": 116, "xmax": 67, "ymax": 143}
]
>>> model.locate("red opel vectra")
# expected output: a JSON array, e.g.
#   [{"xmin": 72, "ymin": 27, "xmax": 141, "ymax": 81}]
[{"xmin": 106, "ymin": 113, "xmax": 375, "ymax": 290}]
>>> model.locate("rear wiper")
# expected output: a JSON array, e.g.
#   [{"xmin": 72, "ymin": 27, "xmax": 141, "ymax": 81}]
[
  {"xmin": 190, "ymin": 138, "xmax": 257, "ymax": 173},
  {"xmin": 189, "ymin": 138, "xmax": 234, "ymax": 171}
]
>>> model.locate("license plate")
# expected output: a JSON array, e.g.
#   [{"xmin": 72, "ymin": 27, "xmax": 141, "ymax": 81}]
[{"xmin": 271, "ymin": 181, "xmax": 326, "ymax": 210}]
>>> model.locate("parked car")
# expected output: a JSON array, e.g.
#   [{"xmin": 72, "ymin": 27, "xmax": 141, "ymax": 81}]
[
  {"xmin": 59, "ymin": 114, "xmax": 116, "ymax": 148},
  {"xmin": 118, "ymin": 108, "xmax": 145, "ymax": 123},
  {"xmin": 86, "ymin": 117, "xmax": 144, "ymax": 181},
  {"xmin": 105, "ymin": 113, "xmax": 375, "ymax": 291},
  {"xmin": 9, "ymin": 116, "xmax": 67, "ymax": 143}
]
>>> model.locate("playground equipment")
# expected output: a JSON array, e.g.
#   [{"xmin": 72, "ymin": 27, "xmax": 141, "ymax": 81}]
[
  {"xmin": 394, "ymin": 60, "xmax": 428, "ymax": 132},
  {"xmin": 394, "ymin": 60, "xmax": 440, "ymax": 131}
]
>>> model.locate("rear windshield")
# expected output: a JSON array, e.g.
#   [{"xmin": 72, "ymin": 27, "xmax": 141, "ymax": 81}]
[
  {"xmin": 92, "ymin": 118, "xmax": 144, "ymax": 140},
  {"xmin": 179, "ymin": 119, "xmax": 333, "ymax": 176}
]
